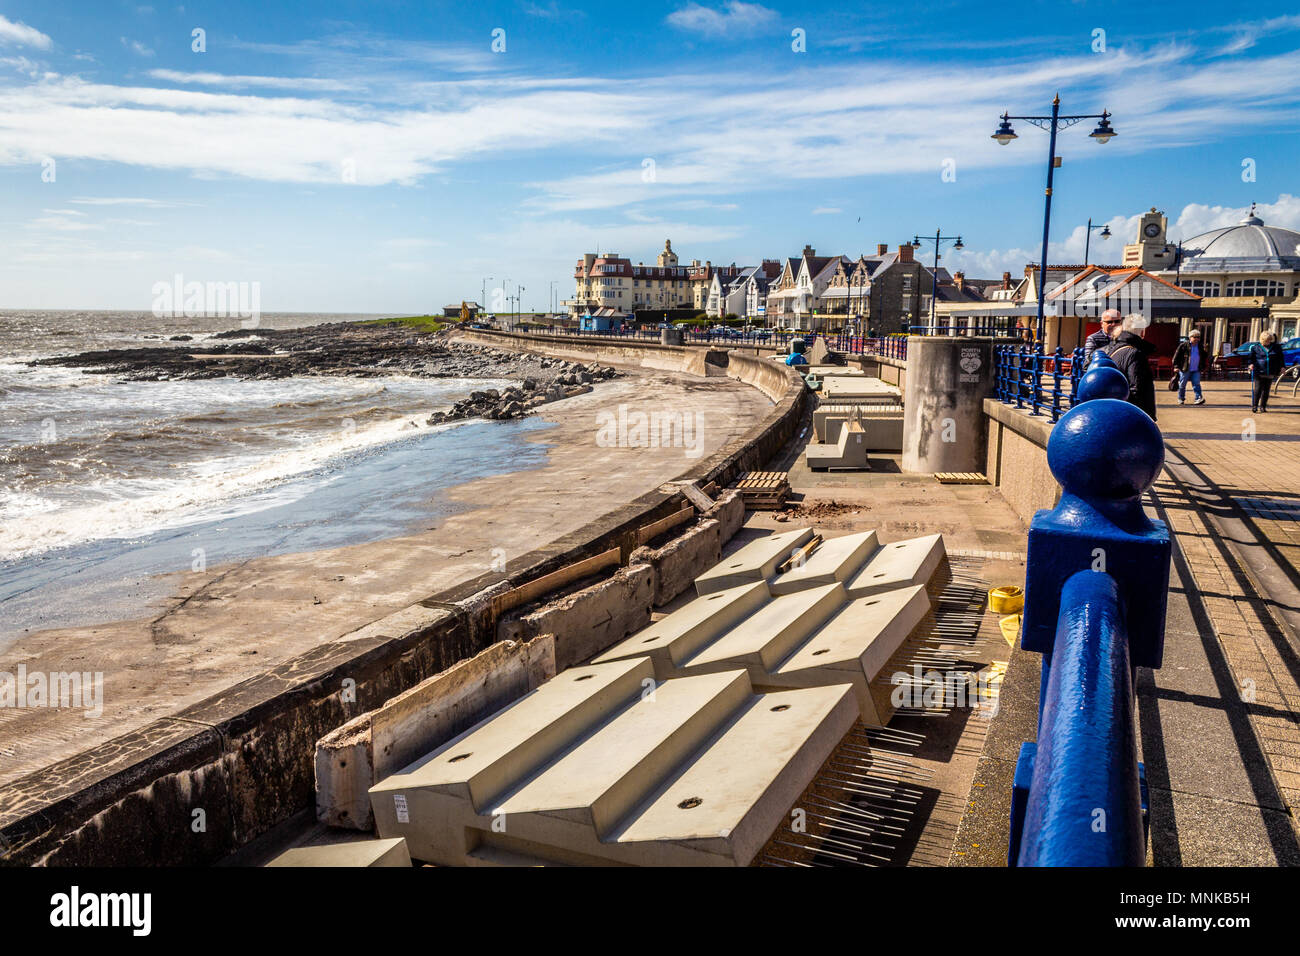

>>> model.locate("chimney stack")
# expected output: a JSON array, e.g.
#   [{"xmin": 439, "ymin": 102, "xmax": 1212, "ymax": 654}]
[
  {"xmin": 954, "ymin": 271, "xmax": 965, "ymax": 291},
  {"xmin": 876, "ymin": 243, "xmax": 888, "ymax": 256},
  {"xmin": 802, "ymin": 244, "xmax": 816, "ymax": 258},
  {"xmin": 898, "ymin": 244, "xmax": 913, "ymax": 263},
  {"xmin": 1002, "ymin": 270, "xmax": 1012, "ymax": 289}
]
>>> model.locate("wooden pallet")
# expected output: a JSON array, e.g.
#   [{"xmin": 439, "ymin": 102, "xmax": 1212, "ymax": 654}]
[
  {"xmin": 933, "ymin": 472, "xmax": 988, "ymax": 485},
  {"xmin": 732, "ymin": 470, "xmax": 790, "ymax": 510}
]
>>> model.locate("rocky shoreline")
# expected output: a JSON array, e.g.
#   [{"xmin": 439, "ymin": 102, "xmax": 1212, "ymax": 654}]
[{"xmin": 32, "ymin": 321, "xmax": 622, "ymax": 422}]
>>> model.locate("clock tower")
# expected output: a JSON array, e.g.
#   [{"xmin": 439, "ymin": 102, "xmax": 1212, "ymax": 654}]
[{"xmin": 1122, "ymin": 208, "xmax": 1173, "ymax": 269}]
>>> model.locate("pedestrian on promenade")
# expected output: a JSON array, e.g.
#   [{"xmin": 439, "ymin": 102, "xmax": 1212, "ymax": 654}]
[
  {"xmin": 1083, "ymin": 308, "xmax": 1122, "ymax": 368},
  {"xmin": 1172, "ymin": 329, "xmax": 1207, "ymax": 406},
  {"xmin": 1249, "ymin": 330, "xmax": 1285, "ymax": 413},
  {"xmin": 1102, "ymin": 313, "xmax": 1158, "ymax": 421}
]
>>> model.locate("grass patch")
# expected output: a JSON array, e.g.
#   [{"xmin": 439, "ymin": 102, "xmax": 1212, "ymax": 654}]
[{"xmin": 356, "ymin": 315, "xmax": 448, "ymax": 333}]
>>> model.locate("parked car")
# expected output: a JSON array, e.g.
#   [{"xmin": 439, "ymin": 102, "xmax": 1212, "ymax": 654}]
[
  {"xmin": 1282, "ymin": 336, "xmax": 1300, "ymax": 366},
  {"xmin": 1216, "ymin": 341, "xmax": 1259, "ymax": 371}
]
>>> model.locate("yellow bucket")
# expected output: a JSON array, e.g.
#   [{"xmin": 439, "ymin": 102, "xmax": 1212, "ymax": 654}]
[{"xmin": 988, "ymin": 585, "xmax": 1024, "ymax": 615}]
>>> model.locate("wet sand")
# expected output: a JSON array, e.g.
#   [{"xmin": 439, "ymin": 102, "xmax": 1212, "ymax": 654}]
[{"xmin": 0, "ymin": 369, "xmax": 770, "ymax": 786}]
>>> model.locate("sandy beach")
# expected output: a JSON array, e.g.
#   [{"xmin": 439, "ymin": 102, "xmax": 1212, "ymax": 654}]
[{"xmin": 0, "ymin": 364, "xmax": 770, "ymax": 786}]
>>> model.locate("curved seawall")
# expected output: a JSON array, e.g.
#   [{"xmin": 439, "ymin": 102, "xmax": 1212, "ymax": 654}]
[{"xmin": 0, "ymin": 333, "xmax": 808, "ymax": 866}]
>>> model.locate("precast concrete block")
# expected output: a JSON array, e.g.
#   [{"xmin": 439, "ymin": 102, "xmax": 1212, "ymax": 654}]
[
  {"xmin": 592, "ymin": 581, "xmax": 769, "ymax": 679},
  {"xmin": 267, "ymin": 837, "xmax": 412, "ymax": 868},
  {"xmin": 694, "ymin": 526, "xmax": 814, "ymax": 595},
  {"xmin": 770, "ymin": 530, "xmax": 878, "ymax": 595},
  {"xmin": 845, "ymin": 533, "xmax": 945, "ymax": 597},
  {"xmin": 369, "ymin": 656, "xmax": 857, "ymax": 867}
]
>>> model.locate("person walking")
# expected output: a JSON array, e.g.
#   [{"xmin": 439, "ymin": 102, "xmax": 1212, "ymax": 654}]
[
  {"xmin": 1084, "ymin": 308, "xmax": 1122, "ymax": 368},
  {"xmin": 1172, "ymin": 329, "xmax": 1207, "ymax": 405},
  {"xmin": 1102, "ymin": 313, "xmax": 1158, "ymax": 421},
  {"xmin": 1249, "ymin": 330, "xmax": 1285, "ymax": 413}
]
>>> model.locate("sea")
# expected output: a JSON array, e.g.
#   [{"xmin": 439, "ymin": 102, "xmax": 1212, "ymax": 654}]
[{"xmin": 0, "ymin": 310, "xmax": 548, "ymax": 645}]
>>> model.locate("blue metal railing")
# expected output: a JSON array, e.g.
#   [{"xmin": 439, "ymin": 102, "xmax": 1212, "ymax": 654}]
[
  {"xmin": 1007, "ymin": 381, "xmax": 1171, "ymax": 867},
  {"xmin": 994, "ymin": 346, "xmax": 1085, "ymax": 423}
]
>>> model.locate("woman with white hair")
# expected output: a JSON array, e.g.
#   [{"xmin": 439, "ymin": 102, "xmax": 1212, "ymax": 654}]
[{"xmin": 1248, "ymin": 331, "xmax": 1285, "ymax": 413}]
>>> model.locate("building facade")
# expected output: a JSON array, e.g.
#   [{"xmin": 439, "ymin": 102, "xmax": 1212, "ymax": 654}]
[
  {"xmin": 566, "ymin": 239, "xmax": 695, "ymax": 316},
  {"xmin": 1140, "ymin": 204, "xmax": 1300, "ymax": 346}
]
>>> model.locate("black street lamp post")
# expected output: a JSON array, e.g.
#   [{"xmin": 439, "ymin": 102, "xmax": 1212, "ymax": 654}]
[
  {"xmin": 1084, "ymin": 218, "xmax": 1111, "ymax": 265},
  {"xmin": 992, "ymin": 94, "xmax": 1116, "ymax": 344},
  {"xmin": 911, "ymin": 230, "xmax": 963, "ymax": 331}
]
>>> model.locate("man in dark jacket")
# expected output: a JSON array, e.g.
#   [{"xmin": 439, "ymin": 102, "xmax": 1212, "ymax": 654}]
[
  {"xmin": 1102, "ymin": 314, "xmax": 1158, "ymax": 421},
  {"xmin": 1171, "ymin": 329, "xmax": 1207, "ymax": 405},
  {"xmin": 1249, "ymin": 330, "xmax": 1285, "ymax": 412},
  {"xmin": 1083, "ymin": 308, "xmax": 1122, "ymax": 368}
]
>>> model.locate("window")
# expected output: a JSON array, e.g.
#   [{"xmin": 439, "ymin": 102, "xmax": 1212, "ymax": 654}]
[
  {"xmin": 1178, "ymin": 279, "xmax": 1221, "ymax": 296},
  {"xmin": 1225, "ymin": 278, "xmax": 1287, "ymax": 297}
]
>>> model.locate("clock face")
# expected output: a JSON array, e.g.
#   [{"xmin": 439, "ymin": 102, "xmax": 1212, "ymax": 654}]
[{"xmin": 1144, "ymin": 222, "xmax": 1161, "ymax": 238}]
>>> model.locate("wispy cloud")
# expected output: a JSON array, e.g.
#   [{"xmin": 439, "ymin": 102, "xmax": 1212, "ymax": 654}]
[
  {"xmin": 0, "ymin": 14, "xmax": 51, "ymax": 50},
  {"xmin": 666, "ymin": 2, "xmax": 778, "ymax": 35},
  {"xmin": 812, "ymin": 206, "xmax": 842, "ymax": 215},
  {"xmin": 120, "ymin": 37, "xmax": 154, "ymax": 57},
  {"xmin": 68, "ymin": 196, "xmax": 199, "ymax": 207},
  {"xmin": 148, "ymin": 69, "xmax": 350, "ymax": 91}
]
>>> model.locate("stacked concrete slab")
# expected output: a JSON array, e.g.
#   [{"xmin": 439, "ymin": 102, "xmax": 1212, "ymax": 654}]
[
  {"xmin": 267, "ymin": 837, "xmax": 412, "ymax": 867},
  {"xmin": 596, "ymin": 529, "xmax": 945, "ymax": 723},
  {"xmin": 814, "ymin": 403, "xmax": 905, "ymax": 448},
  {"xmin": 805, "ymin": 413, "xmax": 871, "ymax": 471},
  {"xmin": 369, "ymin": 657, "xmax": 857, "ymax": 866},
  {"xmin": 819, "ymin": 376, "xmax": 902, "ymax": 403}
]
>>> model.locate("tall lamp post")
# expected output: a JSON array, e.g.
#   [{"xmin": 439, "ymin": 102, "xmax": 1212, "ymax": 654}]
[
  {"xmin": 481, "ymin": 276, "xmax": 494, "ymax": 321},
  {"xmin": 1083, "ymin": 218, "xmax": 1111, "ymax": 265},
  {"xmin": 992, "ymin": 94, "xmax": 1117, "ymax": 344},
  {"xmin": 911, "ymin": 230, "xmax": 963, "ymax": 331}
]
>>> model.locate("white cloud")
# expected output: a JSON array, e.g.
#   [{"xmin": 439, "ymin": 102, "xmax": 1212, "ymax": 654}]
[
  {"xmin": 68, "ymin": 196, "xmax": 198, "ymax": 207},
  {"xmin": 120, "ymin": 37, "xmax": 154, "ymax": 57},
  {"xmin": 0, "ymin": 15, "xmax": 51, "ymax": 50},
  {"xmin": 812, "ymin": 207, "xmax": 842, "ymax": 216},
  {"xmin": 666, "ymin": 2, "xmax": 778, "ymax": 35},
  {"xmin": 148, "ymin": 69, "xmax": 350, "ymax": 92}
]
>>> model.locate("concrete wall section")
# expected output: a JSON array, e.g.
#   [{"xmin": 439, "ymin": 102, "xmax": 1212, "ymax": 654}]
[
  {"xmin": 983, "ymin": 398, "xmax": 1060, "ymax": 526},
  {"xmin": 315, "ymin": 635, "xmax": 556, "ymax": 831},
  {"xmin": 500, "ymin": 565, "xmax": 655, "ymax": 671}
]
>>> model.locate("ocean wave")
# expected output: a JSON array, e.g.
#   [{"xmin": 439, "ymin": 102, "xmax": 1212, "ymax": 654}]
[{"xmin": 0, "ymin": 414, "xmax": 470, "ymax": 561}]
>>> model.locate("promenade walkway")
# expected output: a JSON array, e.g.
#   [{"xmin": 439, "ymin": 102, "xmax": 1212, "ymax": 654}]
[
  {"xmin": 1145, "ymin": 382, "xmax": 1300, "ymax": 863},
  {"xmin": 949, "ymin": 377, "xmax": 1300, "ymax": 865}
]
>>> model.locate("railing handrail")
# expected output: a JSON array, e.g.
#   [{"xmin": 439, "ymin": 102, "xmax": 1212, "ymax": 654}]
[
  {"xmin": 1010, "ymin": 389, "xmax": 1171, "ymax": 867},
  {"xmin": 1017, "ymin": 569, "xmax": 1145, "ymax": 866}
]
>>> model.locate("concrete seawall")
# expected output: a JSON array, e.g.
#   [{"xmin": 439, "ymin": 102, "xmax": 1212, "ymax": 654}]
[
  {"xmin": 0, "ymin": 333, "xmax": 808, "ymax": 866},
  {"xmin": 983, "ymin": 398, "xmax": 1060, "ymax": 525}
]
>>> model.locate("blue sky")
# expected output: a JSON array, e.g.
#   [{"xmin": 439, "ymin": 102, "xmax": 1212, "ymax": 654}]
[{"xmin": 2, "ymin": 0, "xmax": 1300, "ymax": 313}]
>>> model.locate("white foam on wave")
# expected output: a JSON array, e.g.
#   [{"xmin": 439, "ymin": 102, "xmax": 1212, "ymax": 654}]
[{"xmin": 0, "ymin": 412, "xmax": 475, "ymax": 561}]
